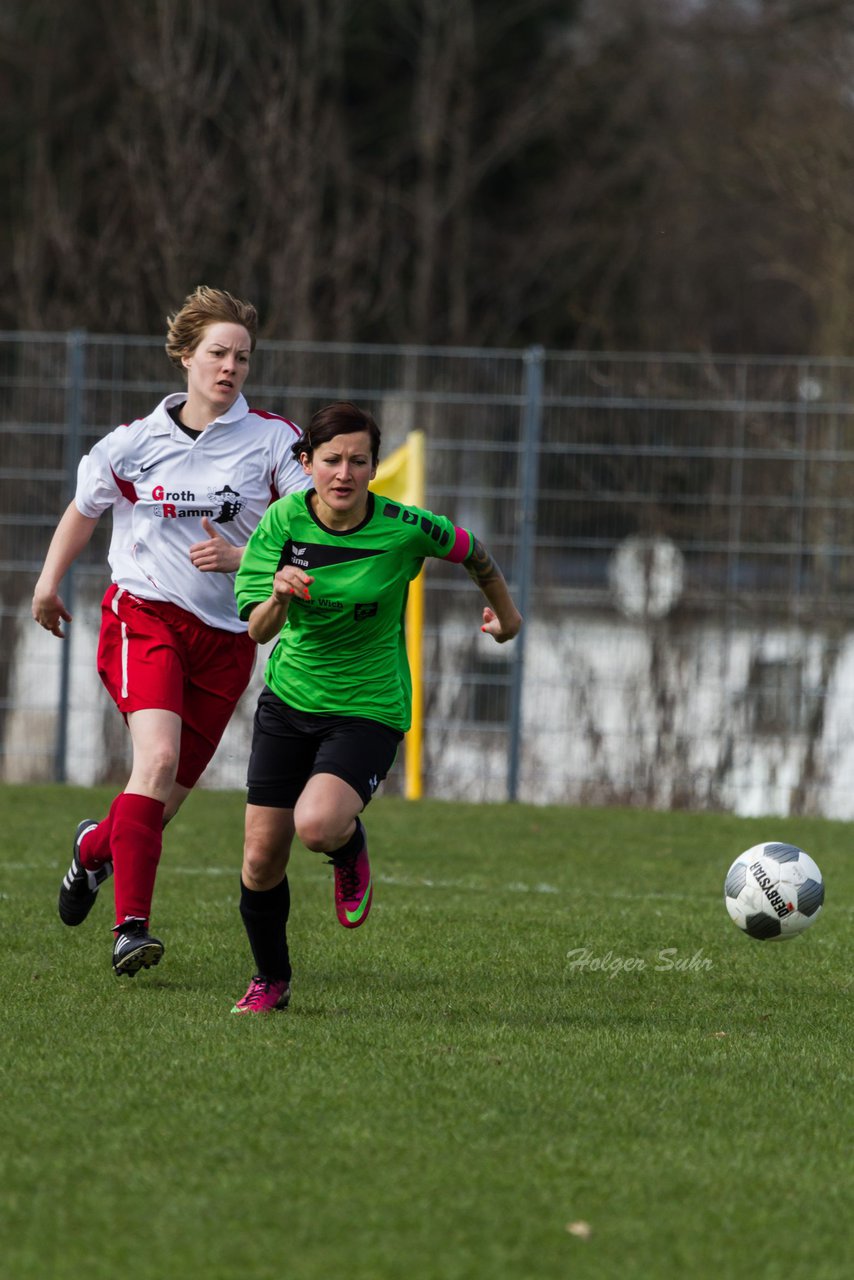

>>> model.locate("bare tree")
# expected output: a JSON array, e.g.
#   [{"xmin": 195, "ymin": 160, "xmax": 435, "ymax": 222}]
[{"xmin": 7, "ymin": 0, "xmax": 854, "ymax": 353}]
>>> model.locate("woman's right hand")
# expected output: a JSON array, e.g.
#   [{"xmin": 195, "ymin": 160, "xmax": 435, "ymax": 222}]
[
  {"xmin": 32, "ymin": 586, "xmax": 72, "ymax": 638},
  {"xmin": 30, "ymin": 504, "xmax": 100, "ymax": 639},
  {"xmin": 272, "ymin": 567, "xmax": 314, "ymax": 603},
  {"xmin": 248, "ymin": 569, "xmax": 314, "ymax": 643}
]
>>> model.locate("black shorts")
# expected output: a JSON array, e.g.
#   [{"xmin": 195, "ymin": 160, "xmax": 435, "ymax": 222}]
[{"xmin": 246, "ymin": 687, "xmax": 404, "ymax": 809}]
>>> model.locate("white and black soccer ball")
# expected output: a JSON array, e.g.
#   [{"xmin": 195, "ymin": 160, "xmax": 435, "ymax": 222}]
[{"xmin": 724, "ymin": 842, "xmax": 825, "ymax": 940}]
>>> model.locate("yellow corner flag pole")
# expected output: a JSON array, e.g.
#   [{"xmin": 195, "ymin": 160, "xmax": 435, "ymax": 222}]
[{"xmin": 371, "ymin": 430, "xmax": 425, "ymax": 799}]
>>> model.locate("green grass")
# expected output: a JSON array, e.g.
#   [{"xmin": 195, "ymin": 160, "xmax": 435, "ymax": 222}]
[{"xmin": 1, "ymin": 785, "xmax": 852, "ymax": 1280}]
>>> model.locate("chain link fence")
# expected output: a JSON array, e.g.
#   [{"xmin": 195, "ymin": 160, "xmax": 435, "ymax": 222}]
[{"xmin": 4, "ymin": 334, "xmax": 854, "ymax": 816}]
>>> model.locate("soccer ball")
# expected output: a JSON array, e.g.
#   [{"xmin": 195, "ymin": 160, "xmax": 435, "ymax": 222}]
[{"xmin": 724, "ymin": 842, "xmax": 825, "ymax": 940}]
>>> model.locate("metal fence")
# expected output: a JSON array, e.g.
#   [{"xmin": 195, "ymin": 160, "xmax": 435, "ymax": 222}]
[{"xmin": 4, "ymin": 334, "xmax": 854, "ymax": 816}]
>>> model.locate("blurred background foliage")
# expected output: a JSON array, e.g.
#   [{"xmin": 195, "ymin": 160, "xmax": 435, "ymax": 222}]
[{"xmin": 3, "ymin": 0, "xmax": 854, "ymax": 353}]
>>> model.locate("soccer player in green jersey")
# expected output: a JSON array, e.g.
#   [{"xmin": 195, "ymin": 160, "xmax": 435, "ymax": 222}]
[{"xmin": 230, "ymin": 401, "xmax": 522, "ymax": 1013}]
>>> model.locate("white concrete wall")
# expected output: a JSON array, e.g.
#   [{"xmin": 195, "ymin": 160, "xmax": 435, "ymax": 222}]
[{"xmin": 7, "ymin": 603, "xmax": 854, "ymax": 818}]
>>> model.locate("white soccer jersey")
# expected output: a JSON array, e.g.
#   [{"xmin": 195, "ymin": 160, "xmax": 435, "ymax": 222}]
[{"xmin": 75, "ymin": 392, "xmax": 307, "ymax": 632}]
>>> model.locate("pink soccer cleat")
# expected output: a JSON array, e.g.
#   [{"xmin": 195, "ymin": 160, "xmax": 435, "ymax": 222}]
[
  {"xmin": 330, "ymin": 841, "xmax": 373, "ymax": 929},
  {"xmin": 230, "ymin": 976, "xmax": 291, "ymax": 1014}
]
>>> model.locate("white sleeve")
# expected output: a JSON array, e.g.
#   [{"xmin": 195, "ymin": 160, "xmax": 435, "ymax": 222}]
[
  {"xmin": 74, "ymin": 433, "xmax": 122, "ymax": 517},
  {"xmin": 272, "ymin": 424, "xmax": 310, "ymax": 497}
]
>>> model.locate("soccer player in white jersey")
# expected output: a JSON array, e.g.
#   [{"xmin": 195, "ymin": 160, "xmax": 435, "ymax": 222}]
[{"xmin": 31, "ymin": 286, "xmax": 308, "ymax": 978}]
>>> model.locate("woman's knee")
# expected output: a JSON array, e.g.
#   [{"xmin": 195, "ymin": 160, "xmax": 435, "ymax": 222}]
[
  {"xmin": 243, "ymin": 808, "xmax": 293, "ymax": 887},
  {"xmin": 242, "ymin": 848, "xmax": 287, "ymax": 889},
  {"xmin": 294, "ymin": 806, "xmax": 348, "ymax": 853},
  {"xmin": 132, "ymin": 742, "xmax": 180, "ymax": 790}
]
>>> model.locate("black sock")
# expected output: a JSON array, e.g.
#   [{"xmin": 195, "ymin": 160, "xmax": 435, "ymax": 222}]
[
  {"xmin": 329, "ymin": 817, "xmax": 365, "ymax": 863},
  {"xmin": 239, "ymin": 877, "xmax": 292, "ymax": 982}
]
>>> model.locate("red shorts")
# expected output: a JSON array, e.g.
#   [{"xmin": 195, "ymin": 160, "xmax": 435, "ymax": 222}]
[{"xmin": 96, "ymin": 585, "xmax": 256, "ymax": 788}]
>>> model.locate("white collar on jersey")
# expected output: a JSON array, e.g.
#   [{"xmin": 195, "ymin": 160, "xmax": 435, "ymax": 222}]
[{"xmin": 148, "ymin": 391, "xmax": 250, "ymax": 436}]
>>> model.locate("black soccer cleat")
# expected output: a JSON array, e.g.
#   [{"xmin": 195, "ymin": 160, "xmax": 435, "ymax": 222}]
[
  {"xmin": 58, "ymin": 820, "xmax": 113, "ymax": 926},
  {"xmin": 112, "ymin": 920, "xmax": 165, "ymax": 978}
]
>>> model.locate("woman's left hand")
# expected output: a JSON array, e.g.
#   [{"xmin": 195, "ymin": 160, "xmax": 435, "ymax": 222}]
[
  {"xmin": 480, "ymin": 605, "xmax": 523, "ymax": 643},
  {"xmin": 189, "ymin": 517, "xmax": 244, "ymax": 573}
]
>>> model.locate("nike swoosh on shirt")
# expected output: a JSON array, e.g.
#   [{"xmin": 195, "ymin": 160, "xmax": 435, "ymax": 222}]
[{"xmin": 139, "ymin": 462, "xmax": 158, "ymax": 473}]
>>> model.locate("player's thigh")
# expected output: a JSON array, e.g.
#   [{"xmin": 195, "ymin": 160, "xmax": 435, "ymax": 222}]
[
  {"xmin": 126, "ymin": 708, "xmax": 183, "ymax": 794},
  {"xmin": 177, "ymin": 632, "xmax": 255, "ymax": 789},
  {"xmin": 294, "ymin": 773, "xmax": 364, "ymax": 849},
  {"xmin": 294, "ymin": 717, "xmax": 401, "ymax": 848},
  {"xmin": 246, "ymin": 689, "xmax": 318, "ymax": 809},
  {"xmin": 97, "ymin": 589, "xmax": 185, "ymax": 715},
  {"xmin": 311, "ymin": 714, "xmax": 402, "ymax": 810}
]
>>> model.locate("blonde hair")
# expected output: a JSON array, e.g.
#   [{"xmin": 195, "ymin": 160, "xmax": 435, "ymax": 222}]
[{"xmin": 165, "ymin": 286, "xmax": 258, "ymax": 370}]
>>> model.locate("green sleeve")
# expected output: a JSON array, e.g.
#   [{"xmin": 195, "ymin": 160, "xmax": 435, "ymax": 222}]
[{"xmin": 235, "ymin": 503, "xmax": 289, "ymax": 621}]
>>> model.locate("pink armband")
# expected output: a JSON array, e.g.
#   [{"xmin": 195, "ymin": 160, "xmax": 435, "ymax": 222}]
[{"xmin": 446, "ymin": 525, "xmax": 472, "ymax": 564}]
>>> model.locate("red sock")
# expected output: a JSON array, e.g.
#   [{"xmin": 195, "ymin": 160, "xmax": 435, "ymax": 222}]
[
  {"xmin": 110, "ymin": 793, "xmax": 165, "ymax": 929},
  {"xmin": 77, "ymin": 794, "xmax": 122, "ymax": 870}
]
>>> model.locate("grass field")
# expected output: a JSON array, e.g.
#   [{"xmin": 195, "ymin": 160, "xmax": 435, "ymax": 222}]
[{"xmin": 1, "ymin": 783, "xmax": 851, "ymax": 1280}]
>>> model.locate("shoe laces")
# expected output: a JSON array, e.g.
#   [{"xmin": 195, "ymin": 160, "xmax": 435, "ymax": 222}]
[
  {"xmin": 241, "ymin": 977, "xmax": 278, "ymax": 1008},
  {"xmin": 328, "ymin": 853, "xmax": 360, "ymax": 899}
]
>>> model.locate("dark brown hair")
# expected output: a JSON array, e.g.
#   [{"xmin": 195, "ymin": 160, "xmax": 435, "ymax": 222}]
[{"xmin": 292, "ymin": 401, "xmax": 381, "ymax": 464}]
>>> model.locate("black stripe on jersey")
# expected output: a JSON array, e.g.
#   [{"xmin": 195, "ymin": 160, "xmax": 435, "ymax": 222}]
[
  {"xmin": 277, "ymin": 540, "xmax": 387, "ymax": 572},
  {"xmin": 380, "ymin": 501, "xmax": 450, "ymax": 548}
]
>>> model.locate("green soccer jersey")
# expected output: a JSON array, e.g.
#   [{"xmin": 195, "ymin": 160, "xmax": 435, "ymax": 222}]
[{"xmin": 235, "ymin": 490, "xmax": 473, "ymax": 731}]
